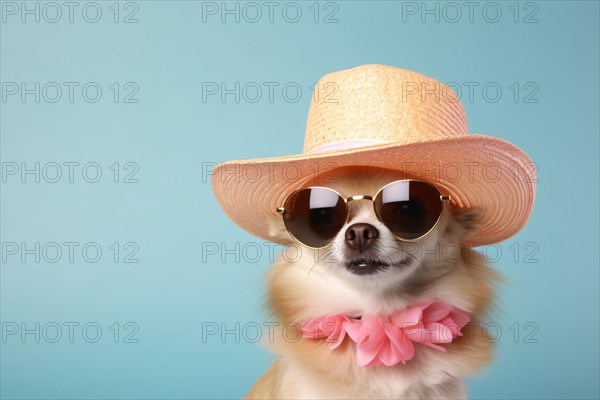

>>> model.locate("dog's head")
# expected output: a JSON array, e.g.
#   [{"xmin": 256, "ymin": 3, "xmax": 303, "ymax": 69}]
[{"xmin": 268, "ymin": 166, "xmax": 483, "ymax": 300}]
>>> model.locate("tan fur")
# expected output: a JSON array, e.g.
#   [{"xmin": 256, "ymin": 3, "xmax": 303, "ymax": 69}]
[{"xmin": 245, "ymin": 167, "xmax": 499, "ymax": 399}]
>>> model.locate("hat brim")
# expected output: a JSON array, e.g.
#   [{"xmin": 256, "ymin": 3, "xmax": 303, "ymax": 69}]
[{"xmin": 211, "ymin": 135, "xmax": 536, "ymax": 247}]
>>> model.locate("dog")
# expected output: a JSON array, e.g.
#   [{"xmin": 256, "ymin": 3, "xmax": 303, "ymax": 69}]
[
  {"xmin": 245, "ymin": 166, "xmax": 499, "ymax": 399},
  {"xmin": 210, "ymin": 65, "xmax": 535, "ymax": 399}
]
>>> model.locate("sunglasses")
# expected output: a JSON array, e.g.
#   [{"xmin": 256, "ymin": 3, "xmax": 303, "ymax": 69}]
[{"xmin": 276, "ymin": 180, "xmax": 452, "ymax": 249}]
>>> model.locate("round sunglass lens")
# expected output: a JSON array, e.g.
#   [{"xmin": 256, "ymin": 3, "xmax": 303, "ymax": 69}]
[
  {"xmin": 283, "ymin": 187, "xmax": 347, "ymax": 248},
  {"xmin": 374, "ymin": 181, "xmax": 443, "ymax": 240}
]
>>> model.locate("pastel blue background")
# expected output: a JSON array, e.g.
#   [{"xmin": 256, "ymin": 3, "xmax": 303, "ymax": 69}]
[{"xmin": 1, "ymin": 1, "xmax": 598, "ymax": 399}]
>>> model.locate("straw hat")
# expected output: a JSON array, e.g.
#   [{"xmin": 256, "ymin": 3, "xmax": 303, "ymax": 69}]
[{"xmin": 211, "ymin": 64, "xmax": 536, "ymax": 246}]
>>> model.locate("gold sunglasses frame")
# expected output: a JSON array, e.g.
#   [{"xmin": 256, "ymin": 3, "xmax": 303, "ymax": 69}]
[{"xmin": 276, "ymin": 179, "xmax": 452, "ymax": 249}]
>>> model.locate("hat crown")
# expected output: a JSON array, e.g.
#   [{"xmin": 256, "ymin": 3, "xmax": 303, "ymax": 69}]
[{"xmin": 303, "ymin": 65, "xmax": 468, "ymax": 154}]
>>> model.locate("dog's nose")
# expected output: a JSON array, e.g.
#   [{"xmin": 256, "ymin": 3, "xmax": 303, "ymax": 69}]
[{"xmin": 345, "ymin": 223, "xmax": 379, "ymax": 252}]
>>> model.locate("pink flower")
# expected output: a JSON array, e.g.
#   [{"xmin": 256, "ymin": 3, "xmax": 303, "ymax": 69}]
[
  {"xmin": 401, "ymin": 302, "xmax": 471, "ymax": 352},
  {"xmin": 300, "ymin": 301, "xmax": 471, "ymax": 367},
  {"xmin": 344, "ymin": 315, "xmax": 415, "ymax": 367},
  {"xmin": 300, "ymin": 314, "xmax": 351, "ymax": 349}
]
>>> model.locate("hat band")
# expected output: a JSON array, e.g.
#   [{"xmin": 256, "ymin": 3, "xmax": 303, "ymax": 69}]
[{"xmin": 307, "ymin": 139, "xmax": 390, "ymax": 154}]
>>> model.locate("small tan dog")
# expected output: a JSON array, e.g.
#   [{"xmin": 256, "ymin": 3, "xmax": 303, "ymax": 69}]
[
  {"xmin": 211, "ymin": 65, "xmax": 536, "ymax": 400},
  {"xmin": 246, "ymin": 166, "xmax": 498, "ymax": 399}
]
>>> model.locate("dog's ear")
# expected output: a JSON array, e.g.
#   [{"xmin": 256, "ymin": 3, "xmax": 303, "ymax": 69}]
[
  {"xmin": 445, "ymin": 206, "xmax": 483, "ymax": 241},
  {"xmin": 267, "ymin": 215, "xmax": 295, "ymax": 245}
]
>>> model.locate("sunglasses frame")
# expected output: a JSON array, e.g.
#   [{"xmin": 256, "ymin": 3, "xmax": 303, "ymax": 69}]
[{"xmin": 276, "ymin": 179, "xmax": 452, "ymax": 249}]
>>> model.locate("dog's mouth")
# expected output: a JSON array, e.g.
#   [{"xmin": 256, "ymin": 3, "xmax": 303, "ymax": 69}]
[{"xmin": 344, "ymin": 258, "xmax": 409, "ymax": 276}]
